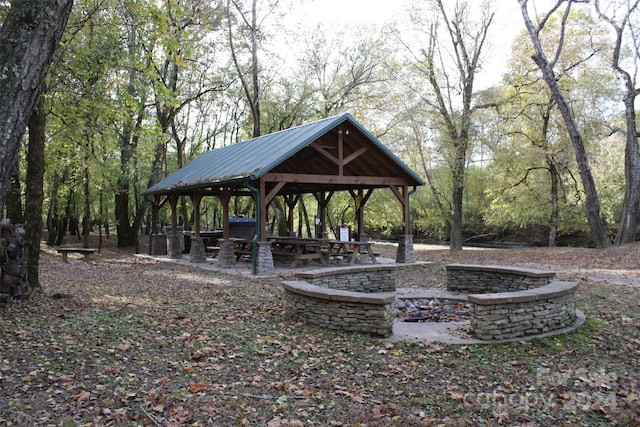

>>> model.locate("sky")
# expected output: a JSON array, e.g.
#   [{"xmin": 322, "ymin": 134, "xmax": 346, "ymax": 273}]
[{"xmin": 282, "ymin": 0, "xmax": 532, "ymax": 89}]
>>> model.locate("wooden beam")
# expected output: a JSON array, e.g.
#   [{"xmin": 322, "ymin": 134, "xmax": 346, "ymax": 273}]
[
  {"xmin": 311, "ymin": 141, "xmax": 339, "ymax": 164},
  {"xmin": 190, "ymin": 190, "xmax": 204, "ymax": 236},
  {"xmin": 338, "ymin": 129, "xmax": 344, "ymax": 176},
  {"xmin": 217, "ymin": 188, "xmax": 232, "ymax": 239},
  {"xmin": 343, "ymin": 147, "xmax": 368, "ymax": 166},
  {"xmin": 389, "ymin": 185, "xmax": 403, "ymax": 202},
  {"xmin": 388, "ymin": 185, "xmax": 409, "ymax": 234},
  {"xmin": 263, "ymin": 172, "xmax": 407, "ymax": 186},
  {"xmin": 265, "ymin": 181, "xmax": 286, "ymax": 205}
]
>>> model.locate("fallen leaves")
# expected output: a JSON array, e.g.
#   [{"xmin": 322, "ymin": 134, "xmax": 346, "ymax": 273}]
[
  {"xmin": 187, "ymin": 383, "xmax": 207, "ymax": 393},
  {"xmin": 0, "ymin": 245, "xmax": 638, "ymax": 425}
]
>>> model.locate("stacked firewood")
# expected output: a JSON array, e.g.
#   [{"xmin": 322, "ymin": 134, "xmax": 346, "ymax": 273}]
[{"xmin": 0, "ymin": 219, "xmax": 28, "ymax": 303}]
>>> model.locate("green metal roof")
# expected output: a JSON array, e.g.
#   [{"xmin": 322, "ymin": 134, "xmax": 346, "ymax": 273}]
[{"xmin": 144, "ymin": 113, "xmax": 424, "ymax": 196}]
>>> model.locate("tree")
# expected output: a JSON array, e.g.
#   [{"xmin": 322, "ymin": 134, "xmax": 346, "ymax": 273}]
[
  {"xmin": 403, "ymin": 0, "xmax": 494, "ymax": 251},
  {"xmin": 226, "ymin": 0, "xmax": 264, "ymax": 137},
  {"xmin": 301, "ymin": 27, "xmax": 390, "ymax": 119},
  {"xmin": 24, "ymin": 95, "xmax": 46, "ymax": 290},
  {"xmin": 0, "ymin": 0, "xmax": 74, "ymax": 213},
  {"xmin": 595, "ymin": 0, "xmax": 640, "ymax": 245},
  {"xmin": 493, "ymin": 9, "xmax": 615, "ymax": 246},
  {"xmin": 518, "ymin": 0, "xmax": 611, "ymax": 248}
]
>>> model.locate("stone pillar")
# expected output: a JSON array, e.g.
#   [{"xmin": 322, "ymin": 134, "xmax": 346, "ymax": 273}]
[
  {"xmin": 396, "ymin": 234, "xmax": 416, "ymax": 264},
  {"xmin": 151, "ymin": 234, "xmax": 166, "ymax": 255},
  {"xmin": 168, "ymin": 235, "xmax": 182, "ymax": 259},
  {"xmin": 256, "ymin": 241, "xmax": 275, "ymax": 275},
  {"xmin": 189, "ymin": 236, "xmax": 206, "ymax": 263},
  {"xmin": 217, "ymin": 239, "xmax": 236, "ymax": 268}
]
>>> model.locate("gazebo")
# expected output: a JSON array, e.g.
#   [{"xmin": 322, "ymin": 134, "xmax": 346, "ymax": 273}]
[{"xmin": 143, "ymin": 113, "xmax": 424, "ymax": 274}]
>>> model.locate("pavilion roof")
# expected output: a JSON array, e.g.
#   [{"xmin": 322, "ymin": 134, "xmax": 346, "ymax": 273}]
[{"xmin": 143, "ymin": 113, "xmax": 424, "ymax": 197}]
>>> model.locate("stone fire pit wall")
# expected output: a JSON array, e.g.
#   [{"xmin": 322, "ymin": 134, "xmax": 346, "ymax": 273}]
[
  {"xmin": 446, "ymin": 264, "xmax": 556, "ymax": 293},
  {"xmin": 295, "ymin": 265, "xmax": 397, "ymax": 293},
  {"xmin": 446, "ymin": 264, "xmax": 579, "ymax": 341},
  {"xmin": 468, "ymin": 281, "xmax": 578, "ymax": 340},
  {"xmin": 282, "ymin": 265, "xmax": 401, "ymax": 337}
]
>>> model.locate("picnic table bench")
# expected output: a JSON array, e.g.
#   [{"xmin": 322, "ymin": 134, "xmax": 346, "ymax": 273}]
[
  {"xmin": 205, "ymin": 246, "xmax": 220, "ymax": 257},
  {"xmin": 57, "ymin": 248, "xmax": 97, "ymax": 263},
  {"xmin": 268, "ymin": 237, "xmax": 328, "ymax": 268}
]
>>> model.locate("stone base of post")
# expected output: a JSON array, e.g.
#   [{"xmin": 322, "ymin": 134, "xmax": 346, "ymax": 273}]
[
  {"xmin": 189, "ymin": 236, "xmax": 206, "ymax": 263},
  {"xmin": 255, "ymin": 241, "xmax": 275, "ymax": 275},
  {"xmin": 217, "ymin": 239, "xmax": 236, "ymax": 268},
  {"xmin": 151, "ymin": 234, "xmax": 166, "ymax": 255},
  {"xmin": 168, "ymin": 235, "xmax": 183, "ymax": 259},
  {"xmin": 396, "ymin": 234, "xmax": 416, "ymax": 264}
]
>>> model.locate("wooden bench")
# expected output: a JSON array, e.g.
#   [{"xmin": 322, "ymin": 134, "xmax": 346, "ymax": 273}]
[
  {"xmin": 205, "ymin": 246, "xmax": 220, "ymax": 257},
  {"xmin": 57, "ymin": 248, "xmax": 97, "ymax": 263}
]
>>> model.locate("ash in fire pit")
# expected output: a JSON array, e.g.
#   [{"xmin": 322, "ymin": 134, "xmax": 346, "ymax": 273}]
[{"xmin": 393, "ymin": 298, "xmax": 470, "ymax": 323}]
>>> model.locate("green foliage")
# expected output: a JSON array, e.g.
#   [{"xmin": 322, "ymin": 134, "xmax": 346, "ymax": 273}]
[{"xmin": 11, "ymin": 0, "xmax": 636, "ymax": 245}]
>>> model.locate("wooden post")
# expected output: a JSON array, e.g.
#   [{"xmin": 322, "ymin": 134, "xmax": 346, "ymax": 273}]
[
  {"xmin": 402, "ymin": 185, "xmax": 409, "ymax": 235},
  {"xmin": 218, "ymin": 188, "xmax": 231, "ymax": 239},
  {"xmin": 167, "ymin": 194, "xmax": 182, "ymax": 258},
  {"xmin": 259, "ymin": 178, "xmax": 267, "ymax": 240},
  {"xmin": 191, "ymin": 191, "xmax": 203, "ymax": 237}
]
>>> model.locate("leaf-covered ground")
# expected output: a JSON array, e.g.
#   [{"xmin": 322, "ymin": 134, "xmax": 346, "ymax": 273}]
[{"xmin": 1, "ymin": 240, "xmax": 639, "ymax": 426}]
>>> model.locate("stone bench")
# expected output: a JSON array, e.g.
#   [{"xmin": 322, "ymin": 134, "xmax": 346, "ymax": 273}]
[
  {"xmin": 282, "ymin": 280, "xmax": 396, "ymax": 337},
  {"xmin": 295, "ymin": 264, "xmax": 401, "ymax": 293},
  {"xmin": 446, "ymin": 263, "xmax": 555, "ymax": 293},
  {"xmin": 444, "ymin": 264, "xmax": 581, "ymax": 341},
  {"xmin": 57, "ymin": 248, "xmax": 97, "ymax": 263},
  {"xmin": 468, "ymin": 281, "xmax": 579, "ymax": 340}
]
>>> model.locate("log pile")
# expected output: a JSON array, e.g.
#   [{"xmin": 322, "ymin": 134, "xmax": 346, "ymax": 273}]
[{"xmin": 0, "ymin": 219, "xmax": 29, "ymax": 303}]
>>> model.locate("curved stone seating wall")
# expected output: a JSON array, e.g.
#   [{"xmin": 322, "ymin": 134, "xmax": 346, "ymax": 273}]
[
  {"xmin": 446, "ymin": 264, "xmax": 555, "ymax": 293},
  {"xmin": 283, "ymin": 281, "xmax": 395, "ymax": 337},
  {"xmin": 282, "ymin": 265, "xmax": 401, "ymax": 338},
  {"xmin": 468, "ymin": 281, "xmax": 578, "ymax": 340},
  {"xmin": 295, "ymin": 265, "xmax": 398, "ymax": 293},
  {"xmin": 446, "ymin": 264, "xmax": 578, "ymax": 341}
]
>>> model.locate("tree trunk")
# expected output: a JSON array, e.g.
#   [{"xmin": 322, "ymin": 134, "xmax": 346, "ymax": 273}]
[
  {"xmin": 46, "ymin": 174, "xmax": 60, "ymax": 246},
  {"xmin": 614, "ymin": 93, "xmax": 640, "ymax": 245},
  {"xmin": 6, "ymin": 161, "xmax": 23, "ymax": 223},
  {"xmin": 82, "ymin": 142, "xmax": 91, "ymax": 248},
  {"xmin": 450, "ymin": 153, "xmax": 465, "ymax": 251},
  {"xmin": 24, "ymin": 94, "xmax": 46, "ymax": 291},
  {"xmin": 595, "ymin": 0, "xmax": 640, "ymax": 245},
  {"xmin": 520, "ymin": 2, "xmax": 611, "ymax": 248},
  {"xmin": 0, "ymin": 0, "xmax": 74, "ymax": 212},
  {"xmin": 547, "ymin": 155, "xmax": 558, "ymax": 248},
  {"xmin": 227, "ymin": 0, "xmax": 261, "ymax": 138}
]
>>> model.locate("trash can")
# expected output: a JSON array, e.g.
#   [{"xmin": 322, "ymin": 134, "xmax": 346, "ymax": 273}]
[{"xmin": 163, "ymin": 226, "xmax": 184, "ymax": 253}]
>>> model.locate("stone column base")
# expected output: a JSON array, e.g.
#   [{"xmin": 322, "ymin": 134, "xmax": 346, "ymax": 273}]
[
  {"xmin": 151, "ymin": 234, "xmax": 166, "ymax": 255},
  {"xmin": 256, "ymin": 241, "xmax": 275, "ymax": 275},
  {"xmin": 396, "ymin": 234, "xmax": 416, "ymax": 264},
  {"xmin": 189, "ymin": 236, "xmax": 206, "ymax": 263},
  {"xmin": 217, "ymin": 239, "xmax": 236, "ymax": 268},
  {"xmin": 168, "ymin": 235, "xmax": 183, "ymax": 259}
]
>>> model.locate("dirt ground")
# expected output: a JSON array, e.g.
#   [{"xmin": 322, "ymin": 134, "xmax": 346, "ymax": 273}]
[{"xmin": 0, "ymin": 235, "xmax": 638, "ymax": 426}]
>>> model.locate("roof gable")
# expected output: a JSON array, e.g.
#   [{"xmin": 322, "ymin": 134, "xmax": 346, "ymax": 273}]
[{"xmin": 144, "ymin": 113, "xmax": 424, "ymax": 195}]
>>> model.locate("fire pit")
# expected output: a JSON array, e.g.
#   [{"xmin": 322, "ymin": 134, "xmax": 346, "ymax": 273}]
[{"xmin": 394, "ymin": 298, "xmax": 470, "ymax": 323}]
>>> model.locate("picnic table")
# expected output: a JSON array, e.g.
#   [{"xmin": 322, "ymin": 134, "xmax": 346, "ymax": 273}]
[
  {"xmin": 268, "ymin": 237, "xmax": 328, "ymax": 268},
  {"xmin": 231, "ymin": 237, "xmax": 377, "ymax": 268},
  {"xmin": 325, "ymin": 240, "xmax": 377, "ymax": 266},
  {"xmin": 231, "ymin": 238, "xmax": 253, "ymax": 261}
]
